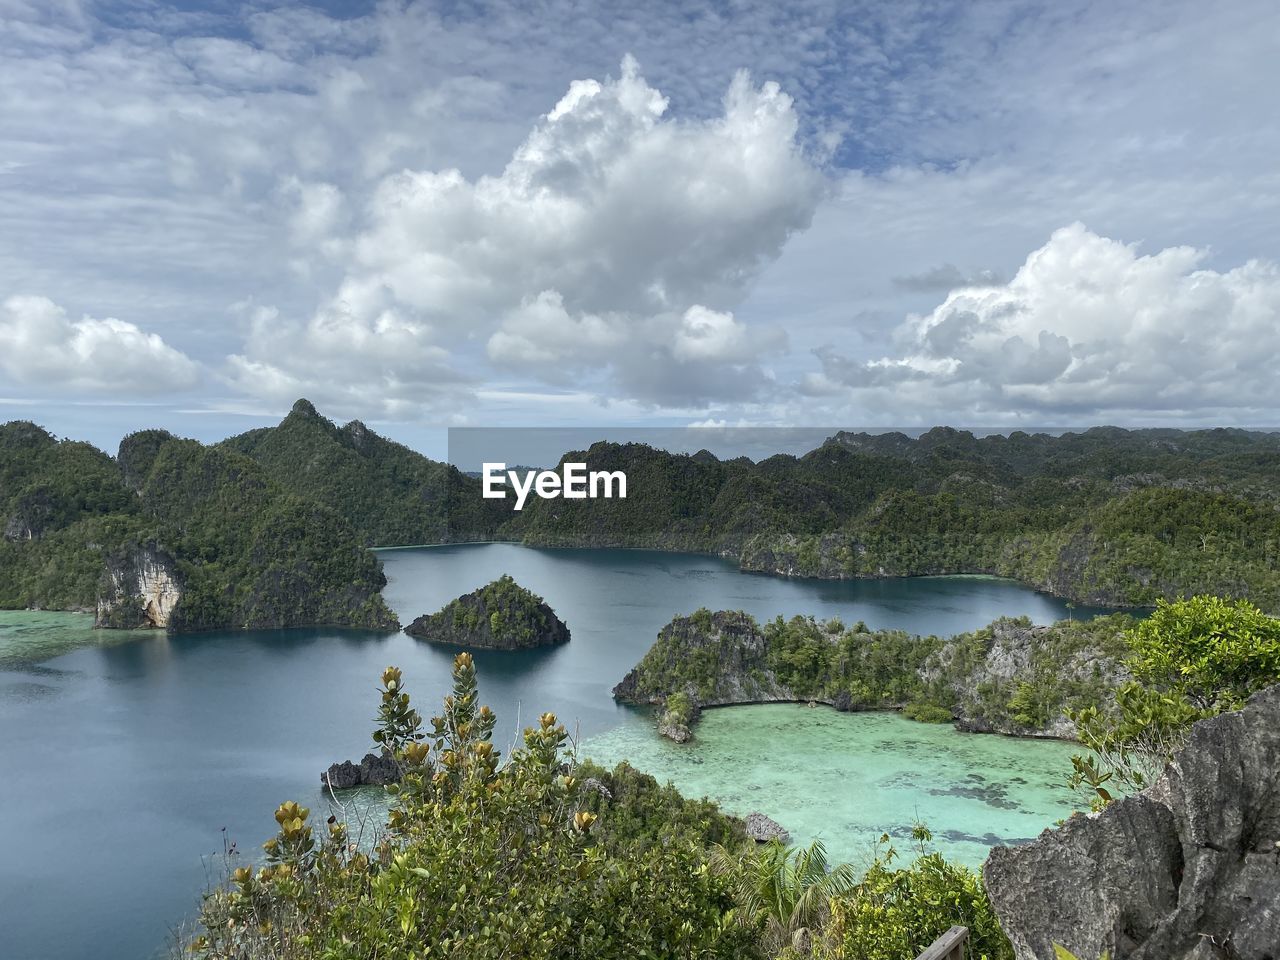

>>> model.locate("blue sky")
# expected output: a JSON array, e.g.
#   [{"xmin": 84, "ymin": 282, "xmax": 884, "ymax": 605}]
[{"xmin": 2, "ymin": 0, "xmax": 1278, "ymax": 455}]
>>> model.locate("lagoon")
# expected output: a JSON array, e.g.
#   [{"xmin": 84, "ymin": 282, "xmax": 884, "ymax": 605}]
[{"xmin": 0, "ymin": 544, "xmax": 1107, "ymax": 960}]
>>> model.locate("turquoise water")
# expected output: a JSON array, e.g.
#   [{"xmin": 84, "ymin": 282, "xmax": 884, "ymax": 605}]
[
  {"xmin": 0, "ymin": 609, "xmax": 153, "ymax": 666},
  {"xmin": 0, "ymin": 544, "xmax": 1112, "ymax": 960},
  {"xmin": 583, "ymin": 704, "xmax": 1081, "ymax": 869}
]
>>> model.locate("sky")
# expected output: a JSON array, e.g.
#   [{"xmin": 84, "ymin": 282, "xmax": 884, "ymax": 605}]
[{"xmin": 2, "ymin": 0, "xmax": 1278, "ymax": 456}]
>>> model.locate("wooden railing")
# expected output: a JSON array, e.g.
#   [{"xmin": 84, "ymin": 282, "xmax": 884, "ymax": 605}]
[{"xmin": 915, "ymin": 925, "xmax": 968, "ymax": 960}]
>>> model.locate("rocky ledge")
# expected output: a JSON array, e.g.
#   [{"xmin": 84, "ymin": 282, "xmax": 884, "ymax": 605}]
[
  {"xmin": 322, "ymin": 752, "xmax": 401, "ymax": 790},
  {"xmin": 405, "ymin": 574, "xmax": 569, "ymax": 650},
  {"xmin": 984, "ymin": 684, "xmax": 1280, "ymax": 960}
]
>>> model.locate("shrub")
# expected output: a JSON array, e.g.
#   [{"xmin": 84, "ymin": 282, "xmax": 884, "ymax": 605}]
[
  {"xmin": 903, "ymin": 701, "xmax": 954, "ymax": 724},
  {"xmin": 186, "ymin": 655, "xmax": 760, "ymax": 960},
  {"xmin": 665, "ymin": 690, "xmax": 695, "ymax": 726},
  {"xmin": 819, "ymin": 825, "xmax": 1013, "ymax": 960},
  {"xmin": 1072, "ymin": 595, "xmax": 1280, "ymax": 798}
]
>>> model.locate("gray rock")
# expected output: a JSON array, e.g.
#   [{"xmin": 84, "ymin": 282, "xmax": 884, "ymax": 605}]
[
  {"xmin": 984, "ymin": 684, "xmax": 1280, "ymax": 960},
  {"xmin": 580, "ymin": 777, "xmax": 612, "ymax": 800},
  {"xmin": 744, "ymin": 812, "xmax": 790, "ymax": 844},
  {"xmin": 658, "ymin": 720, "xmax": 691, "ymax": 743},
  {"xmin": 321, "ymin": 752, "xmax": 401, "ymax": 789},
  {"xmin": 321, "ymin": 760, "xmax": 361, "ymax": 790},
  {"xmin": 358, "ymin": 751, "xmax": 400, "ymax": 786}
]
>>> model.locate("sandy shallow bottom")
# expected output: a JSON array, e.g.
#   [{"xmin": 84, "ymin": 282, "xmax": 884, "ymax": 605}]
[{"xmin": 582, "ymin": 702, "xmax": 1085, "ymax": 868}]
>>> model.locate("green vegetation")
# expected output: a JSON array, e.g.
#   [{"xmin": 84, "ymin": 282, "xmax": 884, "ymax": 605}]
[
  {"xmin": 0, "ymin": 419, "xmax": 396, "ymax": 631},
  {"xmin": 406, "ymin": 574, "xmax": 568, "ymax": 649},
  {"xmin": 186, "ymin": 658, "xmax": 1012, "ymax": 960},
  {"xmin": 507, "ymin": 428, "xmax": 1280, "ymax": 610},
  {"xmin": 9, "ymin": 405, "xmax": 1280, "ymax": 628},
  {"xmin": 762, "ymin": 615, "xmax": 934, "ymax": 708},
  {"xmin": 663, "ymin": 689, "xmax": 696, "ymax": 727},
  {"xmin": 188, "ymin": 656, "xmax": 760, "ymax": 960},
  {"xmin": 710, "ymin": 839, "xmax": 857, "ymax": 956},
  {"xmin": 0, "ymin": 421, "xmax": 143, "ymax": 610},
  {"xmin": 1071, "ymin": 596, "xmax": 1280, "ymax": 798},
  {"xmin": 821, "ymin": 826, "xmax": 1013, "ymax": 960},
  {"xmin": 222, "ymin": 399, "xmax": 505, "ymax": 545},
  {"xmin": 572, "ymin": 759, "xmax": 746, "ymax": 853},
  {"xmin": 618, "ymin": 609, "xmax": 1132, "ymax": 738}
]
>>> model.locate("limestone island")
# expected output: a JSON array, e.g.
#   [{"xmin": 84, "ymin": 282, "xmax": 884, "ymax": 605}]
[
  {"xmin": 613, "ymin": 607, "xmax": 1131, "ymax": 743},
  {"xmin": 405, "ymin": 574, "xmax": 569, "ymax": 650}
]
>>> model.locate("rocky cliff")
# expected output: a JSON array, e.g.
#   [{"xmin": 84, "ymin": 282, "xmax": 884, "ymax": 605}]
[
  {"xmin": 614, "ymin": 610, "xmax": 1129, "ymax": 740},
  {"xmin": 405, "ymin": 575, "xmax": 569, "ymax": 650},
  {"xmin": 922, "ymin": 617, "xmax": 1130, "ymax": 739},
  {"xmin": 612, "ymin": 610, "xmax": 799, "ymax": 709},
  {"xmin": 96, "ymin": 543, "xmax": 183, "ymax": 628},
  {"xmin": 984, "ymin": 684, "xmax": 1280, "ymax": 960}
]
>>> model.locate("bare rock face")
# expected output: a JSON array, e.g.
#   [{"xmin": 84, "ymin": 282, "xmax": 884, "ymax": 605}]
[
  {"xmin": 321, "ymin": 760, "xmax": 362, "ymax": 790},
  {"xmin": 744, "ymin": 812, "xmax": 790, "ymax": 844},
  {"xmin": 322, "ymin": 752, "xmax": 401, "ymax": 790},
  {"xmin": 984, "ymin": 684, "xmax": 1280, "ymax": 960},
  {"xmin": 95, "ymin": 543, "xmax": 183, "ymax": 628},
  {"xmin": 658, "ymin": 720, "xmax": 692, "ymax": 743},
  {"xmin": 359, "ymin": 752, "xmax": 400, "ymax": 786},
  {"xmin": 612, "ymin": 610, "xmax": 800, "ymax": 709}
]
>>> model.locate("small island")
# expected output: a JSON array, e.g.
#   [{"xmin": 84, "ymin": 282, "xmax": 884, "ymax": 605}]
[{"xmin": 405, "ymin": 574, "xmax": 569, "ymax": 649}]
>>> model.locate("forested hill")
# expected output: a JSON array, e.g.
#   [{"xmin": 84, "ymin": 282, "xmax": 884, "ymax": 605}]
[
  {"xmin": 6, "ymin": 408, "xmax": 1280, "ymax": 625},
  {"xmin": 504, "ymin": 427, "xmax": 1280, "ymax": 611},
  {"xmin": 222, "ymin": 399, "xmax": 504, "ymax": 546},
  {"xmin": 0, "ymin": 419, "xmax": 396, "ymax": 632}
]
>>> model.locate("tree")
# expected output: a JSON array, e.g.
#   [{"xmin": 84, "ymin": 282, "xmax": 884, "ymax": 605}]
[
  {"xmin": 819, "ymin": 826, "xmax": 1013, "ymax": 960},
  {"xmin": 710, "ymin": 838, "xmax": 856, "ymax": 955},
  {"xmin": 1071, "ymin": 595, "xmax": 1280, "ymax": 799}
]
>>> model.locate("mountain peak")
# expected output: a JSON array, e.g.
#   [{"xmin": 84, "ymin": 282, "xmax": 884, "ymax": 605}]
[{"xmin": 290, "ymin": 398, "xmax": 319, "ymax": 418}]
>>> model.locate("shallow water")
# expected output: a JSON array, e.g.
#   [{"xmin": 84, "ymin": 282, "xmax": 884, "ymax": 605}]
[
  {"xmin": 583, "ymin": 704, "xmax": 1081, "ymax": 869},
  {"xmin": 0, "ymin": 608, "xmax": 153, "ymax": 666},
  {"xmin": 0, "ymin": 544, "xmax": 1111, "ymax": 960}
]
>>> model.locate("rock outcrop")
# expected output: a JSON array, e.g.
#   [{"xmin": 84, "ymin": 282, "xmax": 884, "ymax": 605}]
[
  {"xmin": 613, "ymin": 610, "xmax": 798, "ymax": 709},
  {"xmin": 322, "ymin": 752, "xmax": 401, "ymax": 790},
  {"xmin": 984, "ymin": 684, "xmax": 1280, "ymax": 960},
  {"xmin": 922, "ymin": 617, "xmax": 1129, "ymax": 740},
  {"xmin": 95, "ymin": 543, "xmax": 183, "ymax": 628},
  {"xmin": 658, "ymin": 718, "xmax": 692, "ymax": 743},
  {"xmin": 614, "ymin": 610, "xmax": 1125, "ymax": 740},
  {"xmin": 406, "ymin": 575, "xmax": 569, "ymax": 650},
  {"xmin": 739, "ymin": 532, "xmax": 859, "ymax": 580},
  {"xmin": 744, "ymin": 812, "xmax": 790, "ymax": 844}
]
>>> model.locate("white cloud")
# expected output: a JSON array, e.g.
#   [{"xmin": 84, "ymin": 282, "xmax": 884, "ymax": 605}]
[
  {"xmin": 488, "ymin": 290, "xmax": 628, "ymax": 369},
  {"xmin": 0, "ymin": 295, "xmax": 199, "ymax": 393},
  {"xmin": 673, "ymin": 306, "xmax": 777, "ymax": 364},
  {"xmin": 809, "ymin": 224, "xmax": 1280, "ymax": 419},
  {"xmin": 236, "ymin": 56, "xmax": 819, "ymax": 412},
  {"xmin": 280, "ymin": 177, "xmax": 346, "ymax": 251},
  {"xmin": 3, "ymin": 0, "xmax": 1280, "ymax": 431},
  {"xmin": 224, "ymin": 290, "xmax": 469, "ymax": 420}
]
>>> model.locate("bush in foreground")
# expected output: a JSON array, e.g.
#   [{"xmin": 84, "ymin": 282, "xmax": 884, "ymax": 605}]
[
  {"xmin": 820, "ymin": 826, "xmax": 1014, "ymax": 960},
  {"xmin": 187, "ymin": 655, "xmax": 759, "ymax": 960}
]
